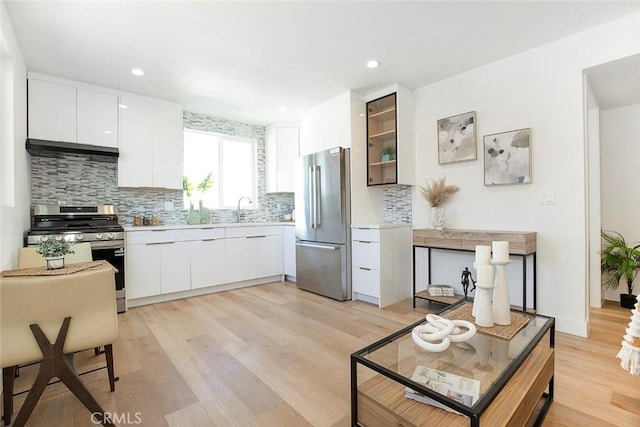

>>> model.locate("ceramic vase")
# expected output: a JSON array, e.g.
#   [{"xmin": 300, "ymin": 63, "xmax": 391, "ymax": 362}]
[{"xmin": 430, "ymin": 207, "xmax": 446, "ymax": 230}]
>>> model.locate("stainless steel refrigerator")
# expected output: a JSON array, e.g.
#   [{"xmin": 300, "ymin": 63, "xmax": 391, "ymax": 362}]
[{"xmin": 295, "ymin": 147, "xmax": 351, "ymax": 301}]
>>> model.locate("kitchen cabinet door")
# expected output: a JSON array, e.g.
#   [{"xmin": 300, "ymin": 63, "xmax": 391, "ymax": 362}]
[
  {"xmin": 27, "ymin": 78, "xmax": 76, "ymax": 142},
  {"xmin": 283, "ymin": 225, "xmax": 296, "ymax": 278},
  {"xmin": 126, "ymin": 243, "xmax": 161, "ymax": 299},
  {"xmin": 152, "ymin": 99, "xmax": 183, "ymax": 189},
  {"xmin": 160, "ymin": 241, "xmax": 191, "ymax": 294},
  {"xmin": 225, "ymin": 237, "xmax": 257, "ymax": 283},
  {"xmin": 256, "ymin": 234, "xmax": 283, "ymax": 277},
  {"xmin": 76, "ymin": 88, "xmax": 118, "ymax": 147},
  {"xmin": 191, "ymin": 238, "xmax": 227, "ymax": 289},
  {"xmin": 266, "ymin": 125, "xmax": 299, "ymax": 193},
  {"xmin": 118, "ymin": 94, "xmax": 153, "ymax": 187}
]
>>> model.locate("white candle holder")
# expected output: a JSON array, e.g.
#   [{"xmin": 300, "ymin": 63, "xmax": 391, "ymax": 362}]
[
  {"xmin": 473, "ymin": 264, "xmax": 494, "ymax": 327},
  {"xmin": 491, "ymin": 259, "xmax": 512, "ymax": 325}
]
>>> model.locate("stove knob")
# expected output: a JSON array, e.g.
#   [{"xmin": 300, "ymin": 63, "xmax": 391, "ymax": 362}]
[
  {"xmin": 107, "ymin": 233, "xmax": 115, "ymax": 240},
  {"xmin": 65, "ymin": 235, "xmax": 74, "ymax": 242},
  {"xmin": 40, "ymin": 235, "xmax": 49, "ymax": 242},
  {"xmin": 55, "ymin": 235, "xmax": 63, "ymax": 241},
  {"xmin": 76, "ymin": 234, "xmax": 84, "ymax": 241},
  {"xmin": 96, "ymin": 233, "xmax": 103, "ymax": 240}
]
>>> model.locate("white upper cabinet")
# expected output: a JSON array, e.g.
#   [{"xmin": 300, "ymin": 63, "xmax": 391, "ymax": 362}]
[
  {"xmin": 152, "ymin": 99, "xmax": 184, "ymax": 189},
  {"xmin": 76, "ymin": 89, "xmax": 118, "ymax": 148},
  {"xmin": 266, "ymin": 124, "xmax": 299, "ymax": 193},
  {"xmin": 28, "ymin": 73, "xmax": 118, "ymax": 148},
  {"xmin": 118, "ymin": 94, "xmax": 153, "ymax": 187},
  {"xmin": 118, "ymin": 93, "xmax": 183, "ymax": 189},
  {"xmin": 27, "ymin": 78, "xmax": 77, "ymax": 142}
]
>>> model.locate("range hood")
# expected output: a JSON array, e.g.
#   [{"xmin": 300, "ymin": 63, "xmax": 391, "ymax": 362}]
[{"xmin": 26, "ymin": 138, "xmax": 119, "ymax": 158}]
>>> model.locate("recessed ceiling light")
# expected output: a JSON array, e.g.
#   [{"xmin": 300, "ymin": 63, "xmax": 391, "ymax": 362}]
[
  {"xmin": 104, "ymin": 130, "xmax": 112, "ymax": 134},
  {"xmin": 131, "ymin": 68, "xmax": 144, "ymax": 76},
  {"xmin": 118, "ymin": 104, "xmax": 128, "ymax": 109},
  {"xmin": 366, "ymin": 60, "xmax": 379, "ymax": 69}
]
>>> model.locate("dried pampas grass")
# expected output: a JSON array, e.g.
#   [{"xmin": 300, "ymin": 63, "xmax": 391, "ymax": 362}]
[{"xmin": 420, "ymin": 177, "xmax": 459, "ymax": 207}]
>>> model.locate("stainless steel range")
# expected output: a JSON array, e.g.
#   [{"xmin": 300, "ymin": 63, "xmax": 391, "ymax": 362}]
[{"xmin": 26, "ymin": 204, "xmax": 126, "ymax": 313}]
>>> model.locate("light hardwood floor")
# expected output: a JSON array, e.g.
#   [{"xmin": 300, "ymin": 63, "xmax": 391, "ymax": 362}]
[{"xmin": 4, "ymin": 282, "xmax": 640, "ymax": 426}]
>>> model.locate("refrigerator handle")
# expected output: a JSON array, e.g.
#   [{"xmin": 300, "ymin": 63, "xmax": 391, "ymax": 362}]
[
  {"xmin": 314, "ymin": 166, "xmax": 321, "ymax": 228},
  {"xmin": 309, "ymin": 166, "xmax": 317, "ymax": 228}
]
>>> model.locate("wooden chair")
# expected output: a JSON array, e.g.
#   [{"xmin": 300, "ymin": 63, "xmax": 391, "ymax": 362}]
[{"xmin": 0, "ymin": 262, "xmax": 119, "ymax": 426}]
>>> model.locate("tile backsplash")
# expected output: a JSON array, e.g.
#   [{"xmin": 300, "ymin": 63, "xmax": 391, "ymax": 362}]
[
  {"xmin": 383, "ymin": 185, "xmax": 412, "ymax": 224},
  {"xmin": 30, "ymin": 111, "xmax": 294, "ymax": 226}
]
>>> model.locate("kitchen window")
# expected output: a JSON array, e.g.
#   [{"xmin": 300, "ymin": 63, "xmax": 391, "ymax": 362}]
[{"xmin": 183, "ymin": 129, "xmax": 257, "ymax": 209}]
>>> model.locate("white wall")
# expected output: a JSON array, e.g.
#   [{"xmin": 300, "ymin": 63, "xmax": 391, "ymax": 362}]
[
  {"xmin": 600, "ymin": 103, "xmax": 640, "ymax": 301},
  {"xmin": 0, "ymin": 0, "xmax": 29, "ymax": 272},
  {"xmin": 585, "ymin": 78, "xmax": 602, "ymax": 310},
  {"xmin": 412, "ymin": 12, "xmax": 640, "ymax": 336}
]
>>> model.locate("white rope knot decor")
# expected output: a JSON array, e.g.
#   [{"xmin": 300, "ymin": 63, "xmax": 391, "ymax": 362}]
[{"xmin": 411, "ymin": 314, "xmax": 477, "ymax": 352}]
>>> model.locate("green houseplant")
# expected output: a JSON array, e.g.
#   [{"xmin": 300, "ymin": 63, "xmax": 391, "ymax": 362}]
[
  {"xmin": 36, "ymin": 239, "xmax": 74, "ymax": 270},
  {"xmin": 381, "ymin": 146, "xmax": 396, "ymax": 162},
  {"xmin": 601, "ymin": 230, "xmax": 640, "ymax": 308}
]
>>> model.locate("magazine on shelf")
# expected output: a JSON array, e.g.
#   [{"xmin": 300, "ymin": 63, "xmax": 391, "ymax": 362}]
[
  {"xmin": 427, "ymin": 285, "xmax": 455, "ymax": 297},
  {"xmin": 405, "ymin": 365, "xmax": 480, "ymax": 415}
]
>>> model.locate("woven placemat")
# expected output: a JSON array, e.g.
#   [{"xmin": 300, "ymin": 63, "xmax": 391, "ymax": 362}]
[
  {"xmin": 1, "ymin": 260, "xmax": 109, "ymax": 277},
  {"xmin": 443, "ymin": 304, "xmax": 530, "ymax": 340}
]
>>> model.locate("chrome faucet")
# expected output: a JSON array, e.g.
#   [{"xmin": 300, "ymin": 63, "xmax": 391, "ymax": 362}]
[{"xmin": 237, "ymin": 196, "xmax": 253, "ymax": 222}]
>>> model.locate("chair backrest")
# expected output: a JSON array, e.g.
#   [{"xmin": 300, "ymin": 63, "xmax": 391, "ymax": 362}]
[
  {"xmin": 0, "ymin": 264, "xmax": 119, "ymax": 368},
  {"xmin": 17, "ymin": 243, "xmax": 93, "ymax": 268}
]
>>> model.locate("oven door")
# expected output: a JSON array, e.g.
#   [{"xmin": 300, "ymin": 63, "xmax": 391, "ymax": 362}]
[{"xmin": 92, "ymin": 245, "xmax": 126, "ymax": 313}]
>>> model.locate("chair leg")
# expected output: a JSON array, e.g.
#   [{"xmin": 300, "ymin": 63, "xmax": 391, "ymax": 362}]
[
  {"xmin": 12, "ymin": 318, "xmax": 114, "ymax": 427},
  {"xmin": 104, "ymin": 344, "xmax": 119, "ymax": 392},
  {"xmin": 2, "ymin": 366, "xmax": 16, "ymax": 426}
]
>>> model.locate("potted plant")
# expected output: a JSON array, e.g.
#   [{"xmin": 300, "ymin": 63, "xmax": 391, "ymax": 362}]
[
  {"xmin": 36, "ymin": 238, "xmax": 74, "ymax": 270},
  {"xmin": 381, "ymin": 146, "xmax": 396, "ymax": 162},
  {"xmin": 196, "ymin": 172, "xmax": 214, "ymax": 224},
  {"xmin": 601, "ymin": 230, "xmax": 640, "ymax": 309},
  {"xmin": 419, "ymin": 177, "xmax": 459, "ymax": 230}
]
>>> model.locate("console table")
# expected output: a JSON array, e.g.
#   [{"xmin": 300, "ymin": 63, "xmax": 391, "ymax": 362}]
[
  {"xmin": 351, "ymin": 303, "xmax": 555, "ymax": 427},
  {"xmin": 412, "ymin": 229, "xmax": 537, "ymax": 311}
]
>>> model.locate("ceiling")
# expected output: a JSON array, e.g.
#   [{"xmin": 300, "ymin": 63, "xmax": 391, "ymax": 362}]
[{"xmin": 6, "ymin": 1, "xmax": 640, "ymax": 125}]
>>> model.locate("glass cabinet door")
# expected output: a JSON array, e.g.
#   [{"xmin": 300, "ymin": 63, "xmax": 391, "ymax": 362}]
[{"xmin": 367, "ymin": 93, "xmax": 397, "ymax": 186}]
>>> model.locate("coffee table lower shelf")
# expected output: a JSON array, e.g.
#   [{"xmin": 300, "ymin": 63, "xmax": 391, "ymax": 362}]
[
  {"xmin": 356, "ymin": 346, "xmax": 554, "ymax": 427},
  {"xmin": 414, "ymin": 290, "xmax": 466, "ymax": 307}
]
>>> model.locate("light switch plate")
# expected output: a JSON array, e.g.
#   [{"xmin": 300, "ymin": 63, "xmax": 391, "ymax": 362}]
[
  {"xmin": 164, "ymin": 201, "xmax": 175, "ymax": 211},
  {"xmin": 538, "ymin": 192, "xmax": 555, "ymax": 205}
]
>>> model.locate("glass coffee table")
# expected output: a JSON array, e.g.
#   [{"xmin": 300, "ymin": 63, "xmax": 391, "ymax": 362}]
[{"xmin": 350, "ymin": 302, "xmax": 555, "ymax": 427}]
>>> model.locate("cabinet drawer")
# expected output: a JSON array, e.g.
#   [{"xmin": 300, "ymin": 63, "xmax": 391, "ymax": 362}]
[
  {"xmin": 352, "ymin": 240, "xmax": 380, "ymax": 269},
  {"xmin": 352, "ymin": 227, "xmax": 380, "ymax": 243},
  {"xmin": 225, "ymin": 225, "xmax": 282, "ymax": 238},
  {"xmin": 126, "ymin": 227, "xmax": 225, "ymax": 244},
  {"xmin": 352, "ymin": 266, "xmax": 380, "ymax": 298}
]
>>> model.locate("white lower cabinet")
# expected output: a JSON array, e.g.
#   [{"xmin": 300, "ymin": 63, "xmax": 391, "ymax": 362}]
[
  {"xmin": 351, "ymin": 224, "xmax": 411, "ymax": 308},
  {"xmin": 126, "ymin": 225, "xmax": 284, "ymax": 304},
  {"xmin": 226, "ymin": 226, "xmax": 283, "ymax": 282},
  {"xmin": 126, "ymin": 241, "xmax": 190, "ymax": 298},
  {"xmin": 190, "ymin": 239, "xmax": 226, "ymax": 289},
  {"xmin": 283, "ymin": 225, "xmax": 296, "ymax": 279},
  {"xmin": 126, "ymin": 243, "xmax": 161, "ymax": 299},
  {"xmin": 226, "ymin": 237, "xmax": 257, "ymax": 283},
  {"xmin": 159, "ymin": 242, "xmax": 191, "ymax": 294},
  {"xmin": 256, "ymin": 234, "xmax": 283, "ymax": 277}
]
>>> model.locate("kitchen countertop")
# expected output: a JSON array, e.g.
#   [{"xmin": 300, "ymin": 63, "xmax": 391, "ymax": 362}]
[
  {"xmin": 351, "ymin": 223, "xmax": 411, "ymax": 229},
  {"xmin": 123, "ymin": 222, "xmax": 295, "ymax": 232}
]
